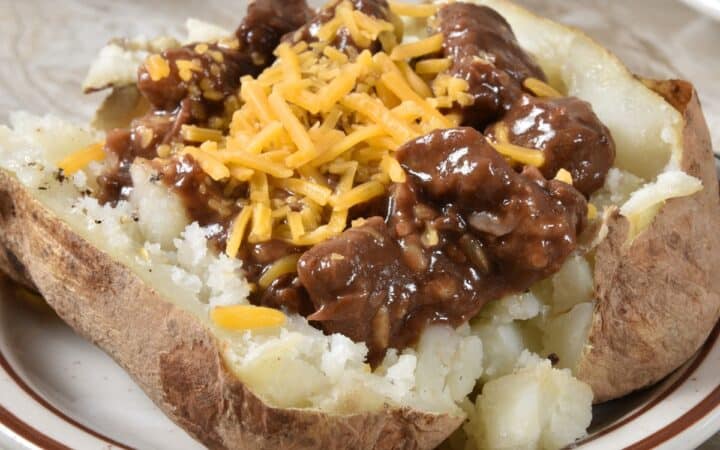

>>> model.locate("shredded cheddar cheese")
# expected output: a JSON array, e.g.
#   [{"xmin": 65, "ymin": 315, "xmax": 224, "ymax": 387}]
[
  {"xmin": 182, "ymin": 147, "xmax": 230, "ymax": 181},
  {"xmin": 249, "ymin": 202, "xmax": 273, "ymax": 243},
  {"xmin": 488, "ymin": 140, "xmax": 546, "ymax": 168},
  {"xmin": 390, "ymin": 33, "xmax": 444, "ymax": 61},
  {"xmin": 330, "ymin": 180, "xmax": 386, "ymax": 210},
  {"xmin": 225, "ymin": 205, "xmax": 253, "ymax": 257},
  {"xmin": 142, "ymin": 3, "xmax": 554, "ymax": 250},
  {"xmin": 58, "ymin": 142, "xmax": 106, "ymax": 175},
  {"xmin": 258, "ymin": 254, "xmax": 302, "ymax": 289},
  {"xmin": 181, "ymin": 125, "xmax": 223, "ymax": 143},
  {"xmin": 523, "ymin": 77, "xmax": 562, "ymax": 98},
  {"xmin": 554, "ymin": 168, "xmax": 573, "ymax": 185},
  {"xmin": 380, "ymin": 154, "xmax": 407, "ymax": 183},
  {"xmin": 587, "ymin": 203, "xmax": 598, "ymax": 220},
  {"xmin": 415, "ymin": 58, "xmax": 452, "ymax": 74},
  {"xmin": 145, "ymin": 55, "xmax": 171, "ymax": 81},
  {"xmin": 211, "ymin": 304, "xmax": 287, "ymax": 330}
]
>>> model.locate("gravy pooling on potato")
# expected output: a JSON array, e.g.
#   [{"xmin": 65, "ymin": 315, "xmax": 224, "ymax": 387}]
[{"xmin": 91, "ymin": 0, "xmax": 614, "ymax": 364}]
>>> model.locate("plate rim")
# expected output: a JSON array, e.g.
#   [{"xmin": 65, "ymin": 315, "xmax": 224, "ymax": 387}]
[
  {"xmin": 0, "ymin": 311, "xmax": 718, "ymax": 450},
  {"xmin": 0, "ymin": 343, "xmax": 131, "ymax": 450}
]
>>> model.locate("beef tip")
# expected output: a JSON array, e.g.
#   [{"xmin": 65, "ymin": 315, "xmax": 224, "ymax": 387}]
[
  {"xmin": 298, "ymin": 216, "xmax": 485, "ymax": 365},
  {"xmin": 298, "ymin": 217, "xmax": 417, "ymax": 363},
  {"xmin": 237, "ymin": 0, "xmax": 313, "ymax": 67},
  {"xmin": 288, "ymin": 0, "xmax": 394, "ymax": 52},
  {"xmin": 487, "ymin": 95, "xmax": 616, "ymax": 196},
  {"xmin": 97, "ymin": 100, "xmax": 194, "ymax": 205},
  {"xmin": 298, "ymin": 128, "xmax": 587, "ymax": 363},
  {"xmin": 140, "ymin": 0, "xmax": 312, "ymax": 115},
  {"xmin": 240, "ymin": 240, "xmax": 302, "ymax": 280},
  {"xmin": 437, "ymin": 3, "xmax": 546, "ymax": 128},
  {"xmin": 386, "ymin": 183, "xmax": 490, "ymax": 329},
  {"xmin": 395, "ymin": 127, "xmax": 516, "ymax": 211},
  {"xmin": 137, "ymin": 44, "xmax": 254, "ymax": 115},
  {"xmin": 488, "ymin": 165, "xmax": 587, "ymax": 281},
  {"xmin": 397, "ymin": 127, "xmax": 587, "ymax": 285},
  {"xmin": 438, "ymin": 4, "xmax": 544, "ymax": 84}
]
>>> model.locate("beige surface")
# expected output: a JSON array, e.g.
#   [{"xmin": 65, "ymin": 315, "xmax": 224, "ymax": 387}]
[
  {"xmin": 0, "ymin": 0, "xmax": 718, "ymax": 447},
  {"xmin": 0, "ymin": 0, "xmax": 718, "ymax": 152}
]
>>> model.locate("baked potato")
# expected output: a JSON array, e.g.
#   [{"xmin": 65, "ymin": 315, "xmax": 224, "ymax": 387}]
[{"xmin": 0, "ymin": 0, "xmax": 717, "ymax": 449}]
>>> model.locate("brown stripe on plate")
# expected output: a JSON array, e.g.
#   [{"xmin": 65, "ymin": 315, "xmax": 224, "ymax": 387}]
[
  {"xmin": 626, "ymin": 384, "xmax": 720, "ymax": 449},
  {"xmin": 0, "ymin": 349, "xmax": 132, "ymax": 449},
  {"xmin": 578, "ymin": 321, "xmax": 720, "ymax": 446},
  {"xmin": 0, "ymin": 404, "xmax": 72, "ymax": 450}
]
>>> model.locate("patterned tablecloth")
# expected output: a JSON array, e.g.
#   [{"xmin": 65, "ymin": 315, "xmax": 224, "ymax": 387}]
[{"xmin": 0, "ymin": 0, "xmax": 718, "ymax": 447}]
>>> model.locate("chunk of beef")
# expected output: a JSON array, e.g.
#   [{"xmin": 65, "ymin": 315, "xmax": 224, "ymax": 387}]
[
  {"xmin": 487, "ymin": 95, "xmax": 616, "ymax": 196},
  {"xmin": 298, "ymin": 217, "xmax": 419, "ymax": 363},
  {"xmin": 98, "ymin": 103, "xmax": 194, "ymax": 204},
  {"xmin": 437, "ymin": 3, "xmax": 546, "ymax": 128},
  {"xmin": 298, "ymin": 128, "xmax": 587, "ymax": 362},
  {"xmin": 236, "ymin": 0, "xmax": 313, "ymax": 67},
  {"xmin": 138, "ymin": 0, "xmax": 311, "ymax": 114},
  {"xmin": 288, "ymin": 0, "xmax": 394, "ymax": 52},
  {"xmin": 397, "ymin": 127, "xmax": 587, "ymax": 284},
  {"xmin": 137, "ymin": 44, "xmax": 253, "ymax": 115}
]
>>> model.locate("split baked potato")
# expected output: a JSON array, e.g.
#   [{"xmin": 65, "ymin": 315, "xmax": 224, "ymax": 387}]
[{"xmin": 0, "ymin": 1, "xmax": 718, "ymax": 449}]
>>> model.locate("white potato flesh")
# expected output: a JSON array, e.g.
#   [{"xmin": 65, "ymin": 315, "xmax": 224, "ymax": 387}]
[
  {"xmin": 82, "ymin": 44, "xmax": 148, "ymax": 92},
  {"xmin": 551, "ymin": 255, "xmax": 594, "ymax": 314},
  {"xmin": 620, "ymin": 170, "xmax": 702, "ymax": 239},
  {"xmin": 129, "ymin": 163, "xmax": 190, "ymax": 249},
  {"xmin": 478, "ymin": 372, "xmax": 543, "ymax": 449},
  {"xmin": 233, "ymin": 333, "xmax": 331, "ymax": 408},
  {"xmin": 470, "ymin": 355, "xmax": 593, "ymax": 450},
  {"xmin": 472, "ymin": 321, "xmax": 526, "ymax": 380},
  {"xmin": 415, "ymin": 325, "xmax": 484, "ymax": 407},
  {"xmin": 541, "ymin": 303, "xmax": 594, "ymax": 370},
  {"xmin": 478, "ymin": 291, "xmax": 546, "ymax": 324},
  {"xmin": 590, "ymin": 168, "xmax": 645, "ymax": 210}
]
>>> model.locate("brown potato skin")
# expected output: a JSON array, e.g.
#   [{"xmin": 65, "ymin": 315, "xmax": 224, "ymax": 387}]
[
  {"xmin": 0, "ymin": 176, "xmax": 461, "ymax": 448},
  {"xmin": 578, "ymin": 80, "xmax": 720, "ymax": 403}
]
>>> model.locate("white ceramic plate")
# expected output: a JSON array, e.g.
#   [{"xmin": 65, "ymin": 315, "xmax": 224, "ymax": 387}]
[
  {"xmin": 0, "ymin": 1, "xmax": 719, "ymax": 449},
  {"xmin": 0, "ymin": 281, "xmax": 719, "ymax": 450}
]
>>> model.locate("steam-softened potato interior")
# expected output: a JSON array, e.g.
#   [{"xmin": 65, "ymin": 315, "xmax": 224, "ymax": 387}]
[{"xmin": 0, "ymin": 0, "xmax": 711, "ymax": 449}]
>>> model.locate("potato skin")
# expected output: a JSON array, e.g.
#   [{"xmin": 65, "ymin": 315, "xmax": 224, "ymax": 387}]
[
  {"xmin": 578, "ymin": 80, "xmax": 720, "ymax": 403},
  {"xmin": 0, "ymin": 173, "xmax": 461, "ymax": 449}
]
